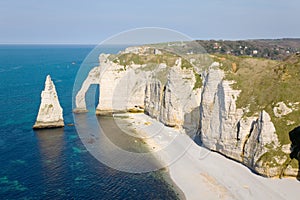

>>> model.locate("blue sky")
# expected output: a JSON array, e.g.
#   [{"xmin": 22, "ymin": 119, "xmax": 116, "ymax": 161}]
[{"xmin": 0, "ymin": 0, "xmax": 299, "ymax": 44}]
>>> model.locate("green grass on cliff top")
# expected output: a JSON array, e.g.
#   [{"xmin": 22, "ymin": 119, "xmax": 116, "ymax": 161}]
[
  {"xmin": 114, "ymin": 52, "xmax": 178, "ymax": 67},
  {"xmin": 213, "ymin": 54, "xmax": 300, "ymax": 145},
  {"xmin": 111, "ymin": 49, "xmax": 202, "ymax": 89}
]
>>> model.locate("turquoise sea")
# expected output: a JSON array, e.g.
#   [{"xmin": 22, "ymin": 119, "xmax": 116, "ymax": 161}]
[{"xmin": 0, "ymin": 45, "xmax": 179, "ymax": 199}]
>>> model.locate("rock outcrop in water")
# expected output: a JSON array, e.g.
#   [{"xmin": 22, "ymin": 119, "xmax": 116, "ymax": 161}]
[
  {"xmin": 33, "ymin": 75, "xmax": 64, "ymax": 129},
  {"xmin": 75, "ymin": 45, "xmax": 300, "ymax": 177}
]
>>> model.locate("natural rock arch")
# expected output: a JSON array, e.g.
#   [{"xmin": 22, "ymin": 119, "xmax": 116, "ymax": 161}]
[{"xmin": 74, "ymin": 66, "xmax": 101, "ymax": 113}]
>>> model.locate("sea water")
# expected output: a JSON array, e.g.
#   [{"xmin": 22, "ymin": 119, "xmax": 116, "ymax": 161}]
[{"xmin": 0, "ymin": 45, "xmax": 179, "ymax": 199}]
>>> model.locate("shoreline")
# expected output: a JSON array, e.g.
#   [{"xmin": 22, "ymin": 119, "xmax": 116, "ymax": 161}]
[
  {"xmin": 120, "ymin": 113, "xmax": 299, "ymax": 200},
  {"xmin": 111, "ymin": 114, "xmax": 186, "ymax": 200}
]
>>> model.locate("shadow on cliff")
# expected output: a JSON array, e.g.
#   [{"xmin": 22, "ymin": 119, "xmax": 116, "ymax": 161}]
[
  {"xmin": 183, "ymin": 106, "xmax": 201, "ymax": 143},
  {"xmin": 85, "ymin": 84, "xmax": 100, "ymax": 111},
  {"xmin": 288, "ymin": 126, "xmax": 300, "ymax": 181}
]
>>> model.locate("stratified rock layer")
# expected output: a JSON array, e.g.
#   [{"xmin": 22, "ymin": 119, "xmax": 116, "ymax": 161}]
[{"xmin": 33, "ymin": 75, "xmax": 64, "ymax": 129}]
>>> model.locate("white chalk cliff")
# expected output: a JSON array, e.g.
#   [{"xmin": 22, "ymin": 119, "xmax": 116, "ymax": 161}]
[
  {"xmin": 33, "ymin": 75, "xmax": 64, "ymax": 129},
  {"xmin": 199, "ymin": 66, "xmax": 285, "ymax": 176},
  {"xmin": 75, "ymin": 46, "xmax": 299, "ymax": 177},
  {"xmin": 74, "ymin": 46, "xmax": 201, "ymax": 137}
]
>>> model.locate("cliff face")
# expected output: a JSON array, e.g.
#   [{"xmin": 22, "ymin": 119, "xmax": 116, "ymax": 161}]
[
  {"xmin": 199, "ymin": 67, "xmax": 282, "ymax": 176},
  {"xmin": 75, "ymin": 46, "xmax": 300, "ymax": 177},
  {"xmin": 199, "ymin": 54, "xmax": 300, "ymax": 177},
  {"xmin": 144, "ymin": 59, "xmax": 201, "ymax": 134},
  {"xmin": 33, "ymin": 75, "xmax": 64, "ymax": 129},
  {"xmin": 74, "ymin": 46, "xmax": 202, "ymax": 137}
]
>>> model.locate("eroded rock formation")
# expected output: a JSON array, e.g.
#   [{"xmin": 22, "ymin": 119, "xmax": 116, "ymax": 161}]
[
  {"xmin": 33, "ymin": 75, "xmax": 64, "ymax": 129},
  {"xmin": 74, "ymin": 45, "xmax": 299, "ymax": 177},
  {"xmin": 74, "ymin": 46, "xmax": 201, "ymax": 137},
  {"xmin": 199, "ymin": 64, "xmax": 297, "ymax": 177}
]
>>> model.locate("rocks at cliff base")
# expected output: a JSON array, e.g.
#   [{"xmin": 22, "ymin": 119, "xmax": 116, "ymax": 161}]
[{"xmin": 33, "ymin": 75, "xmax": 64, "ymax": 129}]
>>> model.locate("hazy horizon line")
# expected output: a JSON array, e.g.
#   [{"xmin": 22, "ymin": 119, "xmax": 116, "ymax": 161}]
[{"xmin": 1, "ymin": 37, "xmax": 300, "ymax": 46}]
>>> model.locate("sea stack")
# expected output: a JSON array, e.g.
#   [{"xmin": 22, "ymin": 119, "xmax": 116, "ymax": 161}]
[{"xmin": 33, "ymin": 75, "xmax": 64, "ymax": 129}]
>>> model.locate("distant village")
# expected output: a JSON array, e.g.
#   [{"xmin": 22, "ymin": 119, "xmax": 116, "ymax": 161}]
[{"xmin": 197, "ymin": 39, "xmax": 300, "ymax": 60}]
